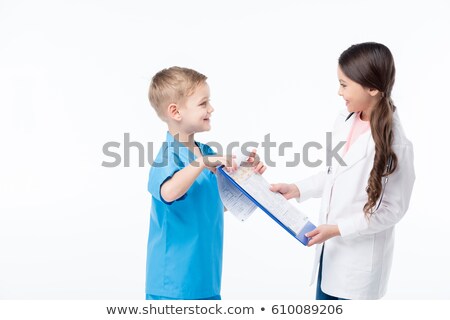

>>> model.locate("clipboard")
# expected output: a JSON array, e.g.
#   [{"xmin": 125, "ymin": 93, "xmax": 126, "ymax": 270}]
[{"xmin": 217, "ymin": 166, "xmax": 316, "ymax": 246}]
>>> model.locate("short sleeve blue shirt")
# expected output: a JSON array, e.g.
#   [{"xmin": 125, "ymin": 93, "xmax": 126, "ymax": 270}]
[{"xmin": 146, "ymin": 132, "xmax": 224, "ymax": 299}]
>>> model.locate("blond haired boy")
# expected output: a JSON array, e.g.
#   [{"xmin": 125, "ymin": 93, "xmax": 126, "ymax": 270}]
[{"xmin": 146, "ymin": 67, "xmax": 265, "ymax": 300}]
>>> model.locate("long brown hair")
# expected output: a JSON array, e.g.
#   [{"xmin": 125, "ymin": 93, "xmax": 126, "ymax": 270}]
[{"xmin": 338, "ymin": 42, "xmax": 398, "ymax": 216}]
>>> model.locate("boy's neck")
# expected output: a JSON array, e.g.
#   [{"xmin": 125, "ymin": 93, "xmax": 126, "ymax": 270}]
[{"xmin": 168, "ymin": 127, "xmax": 196, "ymax": 149}]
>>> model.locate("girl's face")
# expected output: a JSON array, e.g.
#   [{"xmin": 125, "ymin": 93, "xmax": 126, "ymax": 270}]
[{"xmin": 337, "ymin": 66, "xmax": 379, "ymax": 119}]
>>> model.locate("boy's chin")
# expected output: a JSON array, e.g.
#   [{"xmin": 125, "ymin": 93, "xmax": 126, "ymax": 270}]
[
  {"xmin": 201, "ymin": 123, "xmax": 212, "ymax": 132},
  {"xmin": 194, "ymin": 127, "xmax": 211, "ymax": 134}
]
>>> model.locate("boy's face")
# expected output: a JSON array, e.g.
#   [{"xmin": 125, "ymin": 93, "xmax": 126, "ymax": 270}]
[{"xmin": 178, "ymin": 82, "xmax": 214, "ymax": 134}]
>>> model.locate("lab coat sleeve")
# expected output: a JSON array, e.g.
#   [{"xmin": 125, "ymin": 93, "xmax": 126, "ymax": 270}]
[
  {"xmin": 294, "ymin": 171, "xmax": 327, "ymax": 204},
  {"xmin": 338, "ymin": 143, "xmax": 415, "ymax": 237}
]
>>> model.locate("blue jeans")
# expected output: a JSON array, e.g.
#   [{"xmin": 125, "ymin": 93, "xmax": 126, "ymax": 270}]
[
  {"xmin": 316, "ymin": 248, "xmax": 349, "ymax": 300},
  {"xmin": 146, "ymin": 294, "xmax": 221, "ymax": 300}
]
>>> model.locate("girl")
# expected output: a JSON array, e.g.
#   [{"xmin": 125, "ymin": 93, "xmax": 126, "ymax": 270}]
[{"xmin": 271, "ymin": 42, "xmax": 415, "ymax": 300}]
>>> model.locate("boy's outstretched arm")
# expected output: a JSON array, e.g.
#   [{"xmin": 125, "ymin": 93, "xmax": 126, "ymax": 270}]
[{"xmin": 160, "ymin": 155, "xmax": 235, "ymax": 203}]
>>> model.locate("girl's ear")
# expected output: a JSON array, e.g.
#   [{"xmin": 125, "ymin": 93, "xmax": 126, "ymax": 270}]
[
  {"xmin": 167, "ymin": 103, "xmax": 182, "ymax": 121},
  {"xmin": 368, "ymin": 88, "xmax": 380, "ymax": 97}
]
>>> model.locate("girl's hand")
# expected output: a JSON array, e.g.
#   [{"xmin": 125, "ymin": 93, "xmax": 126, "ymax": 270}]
[
  {"xmin": 305, "ymin": 224, "xmax": 341, "ymax": 247},
  {"xmin": 269, "ymin": 183, "xmax": 300, "ymax": 200}
]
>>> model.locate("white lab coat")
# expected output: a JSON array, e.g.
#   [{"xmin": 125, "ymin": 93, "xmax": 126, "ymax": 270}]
[{"xmin": 295, "ymin": 110, "xmax": 415, "ymax": 299}]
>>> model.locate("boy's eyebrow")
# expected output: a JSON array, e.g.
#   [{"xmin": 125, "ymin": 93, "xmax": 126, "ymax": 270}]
[{"xmin": 197, "ymin": 96, "xmax": 209, "ymax": 103}]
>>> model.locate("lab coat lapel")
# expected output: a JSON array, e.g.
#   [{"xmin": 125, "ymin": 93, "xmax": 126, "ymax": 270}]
[
  {"xmin": 329, "ymin": 112, "xmax": 353, "ymax": 174},
  {"xmin": 335, "ymin": 129, "xmax": 372, "ymax": 177}
]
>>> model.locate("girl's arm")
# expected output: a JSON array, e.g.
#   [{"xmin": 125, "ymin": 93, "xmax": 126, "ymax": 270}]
[
  {"xmin": 295, "ymin": 171, "xmax": 327, "ymax": 202},
  {"xmin": 305, "ymin": 144, "xmax": 415, "ymax": 245},
  {"xmin": 270, "ymin": 170, "xmax": 327, "ymax": 201},
  {"xmin": 338, "ymin": 143, "xmax": 415, "ymax": 237}
]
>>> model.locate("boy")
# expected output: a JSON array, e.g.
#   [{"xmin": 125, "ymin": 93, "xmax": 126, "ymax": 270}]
[{"xmin": 146, "ymin": 67, "xmax": 264, "ymax": 300}]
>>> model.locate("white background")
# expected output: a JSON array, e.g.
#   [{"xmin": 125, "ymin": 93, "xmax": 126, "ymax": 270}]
[{"xmin": 1, "ymin": 0, "xmax": 449, "ymax": 299}]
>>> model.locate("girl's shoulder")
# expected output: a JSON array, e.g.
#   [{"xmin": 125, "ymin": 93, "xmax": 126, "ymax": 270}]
[{"xmin": 332, "ymin": 109, "xmax": 352, "ymax": 130}]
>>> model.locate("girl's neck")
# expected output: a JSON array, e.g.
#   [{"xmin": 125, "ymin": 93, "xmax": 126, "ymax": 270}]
[{"xmin": 360, "ymin": 111, "xmax": 370, "ymax": 121}]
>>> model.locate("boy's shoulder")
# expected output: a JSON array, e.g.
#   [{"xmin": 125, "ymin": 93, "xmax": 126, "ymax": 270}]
[{"xmin": 150, "ymin": 139, "xmax": 184, "ymax": 173}]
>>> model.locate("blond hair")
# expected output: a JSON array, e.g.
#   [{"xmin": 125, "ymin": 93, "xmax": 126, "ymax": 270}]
[{"xmin": 148, "ymin": 66, "xmax": 207, "ymax": 119}]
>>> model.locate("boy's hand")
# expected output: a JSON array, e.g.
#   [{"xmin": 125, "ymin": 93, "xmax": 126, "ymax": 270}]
[
  {"xmin": 201, "ymin": 155, "xmax": 237, "ymax": 173},
  {"xmin": 269, "ymin": 183, "xmax": 300, "ymax": 200},
  {"xmin": 242, "ymin": 149, "xmax": 267, "ymax": 174}
]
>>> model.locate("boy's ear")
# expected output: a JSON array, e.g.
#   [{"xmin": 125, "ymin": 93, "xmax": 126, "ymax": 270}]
[
  {"xmin": 368, "ymin": 88, "xmax": 380, "ymax": 97},
  {"xmin": 167, "ymin": 103, "xmax": 182, "ymax": 121}
]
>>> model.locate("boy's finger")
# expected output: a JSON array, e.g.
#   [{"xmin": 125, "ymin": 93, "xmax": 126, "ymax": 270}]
[
  {"xmin": 247, "ymin": 148, "xmax": 257, "ymax": 158},
  {"xmin": 246, "ymin": 149, "xmax": 260, "ymax": 163},
  {"xmin": 223, "ymin": 155, "xmax": 232, "ymax": 167},
  {"xmin": 232, "ymin": 159, "xmax": 238, "ymax": 171},
  {"xmin": 254, "ymin": 162, "xmax": 264, "ymax": 173}
]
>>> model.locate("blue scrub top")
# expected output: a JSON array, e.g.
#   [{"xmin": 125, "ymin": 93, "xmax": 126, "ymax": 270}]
[{"xmin": 146, "ymin": 132, "xmax": 224, "ymax": 299}]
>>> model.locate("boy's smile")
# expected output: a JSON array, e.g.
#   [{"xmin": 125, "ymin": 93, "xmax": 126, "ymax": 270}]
[{"xmin": 179, "ymin": 82, "xmax": 214, "ymax": 134}]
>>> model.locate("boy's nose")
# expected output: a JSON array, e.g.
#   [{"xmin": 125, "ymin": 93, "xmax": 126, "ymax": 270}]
[{"xmin": 209, "ymin": 104, "xmax": 214, "ymax": 113}]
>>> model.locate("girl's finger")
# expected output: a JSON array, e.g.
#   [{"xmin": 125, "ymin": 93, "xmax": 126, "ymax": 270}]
[{"xmin": 305, "ymin": 228, "xmax": 319, "ymax": 238}]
